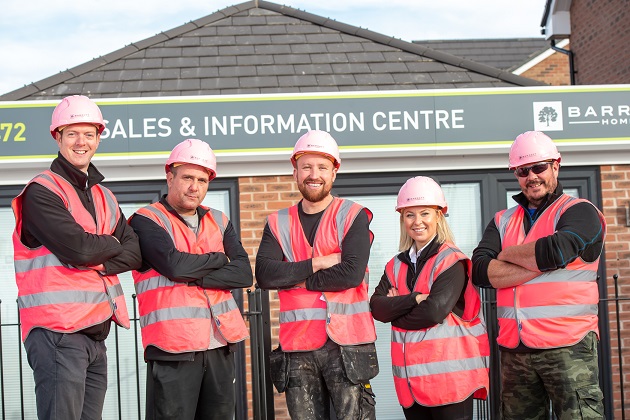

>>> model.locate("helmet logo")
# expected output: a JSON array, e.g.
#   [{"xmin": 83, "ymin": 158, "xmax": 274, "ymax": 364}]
[
  {"xmin": 519, "ymin": 153, "xmax": 537, "ymax": 160},
  {"xmin": 307, "ymin": 143, "xmax": 324, "ymax": 149},
  {"xmin": 70, "ymin": 113, "xmax": 90, "ymax": 118},
  {"xmin": 407, "ymin": 196, "xmax": 424, "ymax": 202}
]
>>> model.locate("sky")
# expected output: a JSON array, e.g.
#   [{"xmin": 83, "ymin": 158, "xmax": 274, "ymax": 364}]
[{"xmin": 0, "ymin": 0, "xmax": 549, "ymax": 96}]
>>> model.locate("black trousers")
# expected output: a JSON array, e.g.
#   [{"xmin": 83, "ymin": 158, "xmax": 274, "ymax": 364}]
[
  {"xmin": 402, "ymin": 394, "xmax": 474, "ymax": 420},
  {"xmin": 145, "ymin": 347, "xmax": 235, "ymax": 420}
]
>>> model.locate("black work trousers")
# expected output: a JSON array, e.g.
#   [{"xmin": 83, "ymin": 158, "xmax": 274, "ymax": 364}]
[{"xmin": 145, "ymin": 347, "xmax": 235, "ymax": 420}]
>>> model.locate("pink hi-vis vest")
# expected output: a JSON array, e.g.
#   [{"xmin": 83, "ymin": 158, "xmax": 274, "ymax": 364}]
[
  {"xmin": 266, "ymin": 197, "xmax": 376, "ymax": 351},
  {"xmin": 386, "ymin": 243, "xmax": 489, "ymax": 408},
  {"xmin": 132, "ymin": 203, "xmax": 248, "ymax": 353},
  {"xmin": 12, "ymin": 170, "xmax": 130, "ymax": 342},
  {"xmin": 494, "ymin": 194, "xmax": 606, "ymax": 349}
]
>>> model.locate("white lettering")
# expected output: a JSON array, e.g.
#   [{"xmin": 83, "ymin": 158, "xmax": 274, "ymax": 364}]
[
  {"xmin": 568, "ymin": 107, "xmax": 580, "ymax": 118},
  {"xmin": 373, "ymin": 112, "xmax": 386, "ymax": 131}
]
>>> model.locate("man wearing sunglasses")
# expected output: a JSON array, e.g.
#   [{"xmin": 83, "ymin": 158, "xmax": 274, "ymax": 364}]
[{"xmin": 472, "ymin": 131, "xmax": 606, "ymax": 419}]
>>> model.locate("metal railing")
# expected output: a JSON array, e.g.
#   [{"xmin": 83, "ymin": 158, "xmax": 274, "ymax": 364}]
[{"xmin": 1, "ymin": 275, "xmax": 628, "ymax": 419}]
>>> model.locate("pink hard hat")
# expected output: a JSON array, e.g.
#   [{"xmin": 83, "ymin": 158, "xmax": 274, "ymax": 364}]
[
  {"xmin": 166, "ymin": 139, "xmax": 217, "ymax": 180},
  {"xmin": 291, "ymin": 130, "xmax": 341, "ymax": 169},
  {"xmin": 50, "ymin": 95, "xmax": 105, "ymax": 139},
  {"xmin": 508, "ymin": 131, "xmax": 561, "ymax": 169},
  {"xmin": 396, "ymin": 176, "xmax": 448, "ymax": 214}
]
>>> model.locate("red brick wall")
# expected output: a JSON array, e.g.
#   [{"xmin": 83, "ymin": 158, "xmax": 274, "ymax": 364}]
[
  {"xmin": 239, "ymin": 175, "xmax": 299, "ymax": 420},
  {"xmin": 570, "ymin": 0, "xmax": 630, "ymax": 84},
  {"xmin": 521, "ymin": 46, "xmax": 571, "ymax": 86},
  {"xmin": 601, "ymin": 165, "xmax": 630, "ymax": 418}
]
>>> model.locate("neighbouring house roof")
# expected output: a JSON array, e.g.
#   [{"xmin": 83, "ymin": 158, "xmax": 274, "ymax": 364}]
[
  {"xmin": 413, "ymin": 38, "xmax": 550, "ymax": 71},
  {"xmin": 0, "ymin": 1, "xmax": 545, "ymax": 102}
]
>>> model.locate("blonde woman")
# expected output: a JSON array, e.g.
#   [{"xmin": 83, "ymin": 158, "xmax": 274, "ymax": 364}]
[{"xmin": 370, "ymin": 176, "xmax": 489, "ymax": 420}]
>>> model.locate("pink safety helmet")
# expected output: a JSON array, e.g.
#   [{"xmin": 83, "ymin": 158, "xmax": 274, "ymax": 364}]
[
  {"xmin": 166, "ymin": 139, "xmax": 217, "ymax": 180},
  {"xmin": 291, "ymin": 130, "xmax": 341, "ymax": 169},
  {"xmin": 508, "ymin": 131, "xmax": 561, "ymax": 169},
  {"xmin": 50, "ymin": 95, "xmax": 105, "ymax": 139},
  {"xmin": 396, "ymin": 176, "xmax": 448, "ymax": 214}
]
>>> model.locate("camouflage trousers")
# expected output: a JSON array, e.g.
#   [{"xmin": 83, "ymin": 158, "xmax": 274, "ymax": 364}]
[{"xmin": 500, "ymin": 332, "xmax": 604, "ymax": 420}]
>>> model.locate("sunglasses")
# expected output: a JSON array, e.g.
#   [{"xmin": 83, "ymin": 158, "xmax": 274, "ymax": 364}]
[{"xmin": 515, "ymin": 162, "xmax": 552, "ymax": 177}]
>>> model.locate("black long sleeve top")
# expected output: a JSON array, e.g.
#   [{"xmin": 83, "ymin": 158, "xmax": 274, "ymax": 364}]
[
  {"xmin": 20, "ymin": 153, "xmax": 142, "ymax": 340},
  {"xmin": 370, "ymin": 237, "xmax": 467, "ymax": 331},
  {"xmin": 129, "ymin": 196, "xmax": 253, "ymax": 360},
  {"xmin": 255, "ymin": 200, "xmax": 371, "ymax": 292}
]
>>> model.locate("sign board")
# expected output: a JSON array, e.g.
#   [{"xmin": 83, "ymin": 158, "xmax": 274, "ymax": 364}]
[{"xmin": 1, "ymin": 85, "xmax": 628, "ymax": 160}]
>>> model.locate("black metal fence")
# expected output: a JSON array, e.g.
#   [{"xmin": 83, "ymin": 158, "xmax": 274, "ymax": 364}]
[{"xmin": 1, "ymin": 277, "xmax": 628, "ymax": 420}]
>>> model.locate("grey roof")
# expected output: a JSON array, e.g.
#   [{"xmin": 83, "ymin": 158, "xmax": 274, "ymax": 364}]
[
  {"xmin": 0, "ymin": 1, "xmax": 545, "ymax": 101},
  {"xmin": 414, "ymin": 38, "xmax": 549, "ymax": 71}
]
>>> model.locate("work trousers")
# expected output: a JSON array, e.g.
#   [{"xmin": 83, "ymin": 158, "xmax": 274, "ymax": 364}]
[
  {"xmin": 285, "ymin": 340, "xmax": 376, "ymax": 420},
  {"xmin": 145, "ymin": 347, "xmax": 235, "ymax": 420},
  {"xmin": 402, "ymin": 395, "xmax": 474, "ymax": 420},
  {"xmin": 24, "ymin": 328, "xmax": 108, "ymax": 420},
  {"xmin": 501, "ymin": 332, "xmax": 605, "ymax": 420}
]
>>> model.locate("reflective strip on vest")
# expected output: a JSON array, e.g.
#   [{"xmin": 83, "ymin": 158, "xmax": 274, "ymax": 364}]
[
  {"xmin": 393, "ymin": 356, "xmax": 489, "ymax": 379},
  {"xmin": 134, "ymin": 275, "xmax": 178, "ymax": 295},
  {"xmin": 275, "ymin": 208, "xmax": 294, "ymax": 262},
  {"xmin": 392, "ymin": 322, "xmax": 487, "ymax": 343},
  {"xmin": 327, "ymin": 300, "xmax": 370, "ymax": 316},
  {"xmin": 280, "ymin": 308, "xmax": 328, "ymax": 323},
  {"xmin": 497, "ymin": 304, "xmax": 598, "ymax": 320},
  {"xmin": 141, "ymin": 306, "xmax": 211, "ymax": 328}
]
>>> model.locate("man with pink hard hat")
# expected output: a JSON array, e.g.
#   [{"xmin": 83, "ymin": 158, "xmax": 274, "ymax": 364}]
[
  {"xmin": 256, "ymin": 130, "xmax": 378, "ymax": 419},
  {"xmin": 12, "ymin": 95, "xmax": 141, "ymax": 420},
  {"xmin": 129, "ymin": 139, "xmax": 252, "ymax": 419},
  {"xmin": 472, "ymin": 131, "xmax": 606, "ymax": 419}
]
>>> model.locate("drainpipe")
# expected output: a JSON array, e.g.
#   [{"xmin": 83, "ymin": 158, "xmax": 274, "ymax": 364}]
[{"xmin": 550, "ymin": 39, "xmax": 575, "ymax": 85}]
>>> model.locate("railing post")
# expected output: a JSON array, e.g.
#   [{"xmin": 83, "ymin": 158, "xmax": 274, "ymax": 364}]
[
  {"xmin": 133, "ymin": 294, "xmax": 141, "ymax": 420},
  {"xmin": 613, "ymin": 274, "xmax": 626, "ymax": 420},
  {"xmin": 0, "ymin": 299, "xmax": 4, "ymax": 420},
  {"xmin": 16, "ymin": 301, "xmax": 24, "ymax": 420}
]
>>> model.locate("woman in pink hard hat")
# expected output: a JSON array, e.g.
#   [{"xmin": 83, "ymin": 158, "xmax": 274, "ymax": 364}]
[
  {"xmin": 13, "ymin": 95, "xmax": 141, "ymax": 420},
  {"xmin": 371, "ymin": 176, "xmax": 489, "ymax": 420}
]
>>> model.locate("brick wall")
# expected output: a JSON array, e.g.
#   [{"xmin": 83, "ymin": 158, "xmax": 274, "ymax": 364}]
[
  {"xmin": 520, "ymin": 46, "xmax": 571, "ymax": 86},
  {"xmin": 600, "ymin": 165, "xmax": 630, "ymax": 418},
  {"xmin": 239, "ymin": 175, "xmax": 299, "ymax": 420},
  {"xmin": 570, "ymin": 0, "xmax": 630, "ymax": 84}
]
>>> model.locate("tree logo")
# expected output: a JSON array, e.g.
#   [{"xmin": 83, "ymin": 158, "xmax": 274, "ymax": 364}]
[{"xmin": 533, "ymin": 101, "xmax": 563, "ymax": 131}]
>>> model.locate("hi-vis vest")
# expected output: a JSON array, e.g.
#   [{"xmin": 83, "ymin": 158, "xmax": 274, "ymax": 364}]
[
  {"xmin": 132, "ymin": 203, "xmax": 248, "ymax": 353},
  {"xmin": 495, "ymin": 194, "xmax": 606, "ymax": 349},
  {"xmin": 267, "ymin": 197, "xmax": 376, "ymax": 351},
  {"xmin": 386, "ymin": 243, "xmax": 489, "ymax": 408},
  {"xmin": 12, "ymin": 170, "xmax": 129, "ymax": 342}
]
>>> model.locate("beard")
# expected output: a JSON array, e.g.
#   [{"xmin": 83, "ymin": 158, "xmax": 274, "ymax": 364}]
[{"xmin": 297, "ymin": 178, "xmax": 332, "ymax": 203}]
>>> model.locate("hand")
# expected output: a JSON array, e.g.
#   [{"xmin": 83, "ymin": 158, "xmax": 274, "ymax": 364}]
[
  {"xmin": 415, "ymin": 293, "xmax": 428, "ymax": 304},
  {"xmin": 312, "ymin": 253, "xmax": 342, "ymax": 272},
  {"xmin": 387, "ymin": 288, "xmax": 399, "ymax": 297}
]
